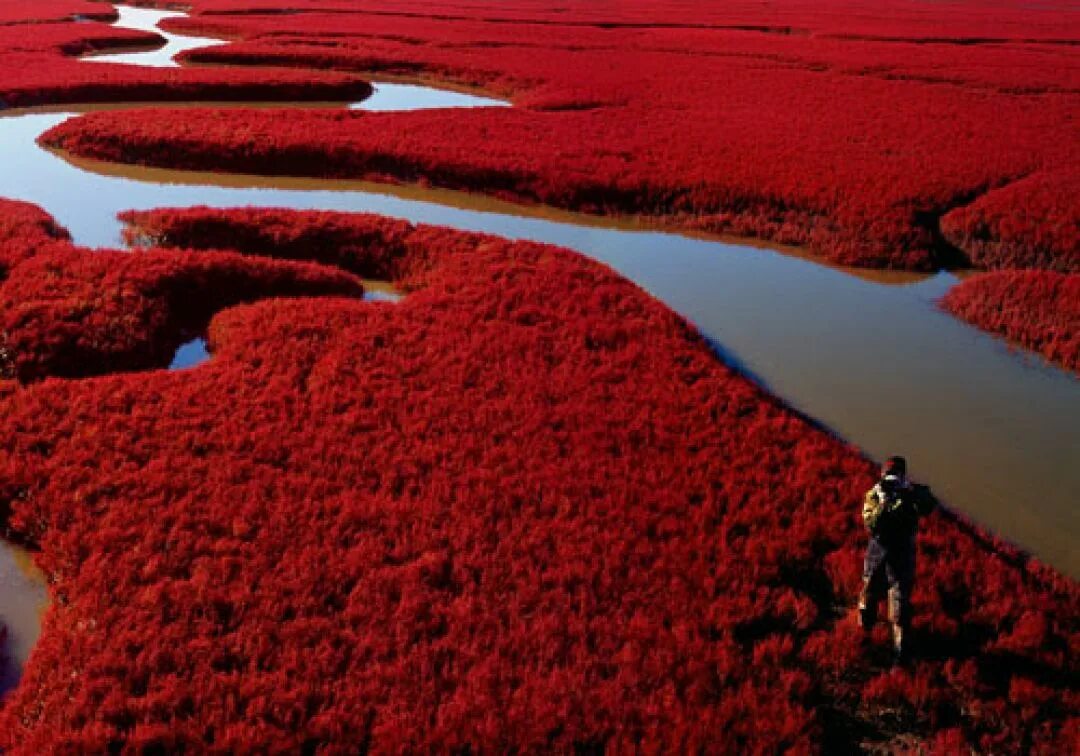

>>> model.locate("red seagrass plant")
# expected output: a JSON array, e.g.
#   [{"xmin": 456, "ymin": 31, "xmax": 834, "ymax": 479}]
[{"xmin": 0, "ymin": 203, "xmax": 1072, "ymax": 752}]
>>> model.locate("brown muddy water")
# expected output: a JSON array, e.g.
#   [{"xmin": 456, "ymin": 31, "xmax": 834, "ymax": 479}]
[
  {"xmin": 1, "ymin": 1, "xmax": 1077, "ymax": 699},
  {"xmin": 0, "ymin": 542, "xmax": 48, "ymax": 696}
]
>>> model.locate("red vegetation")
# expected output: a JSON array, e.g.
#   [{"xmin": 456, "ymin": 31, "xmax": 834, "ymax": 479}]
[
  {"xmin": 0, "ymin": 0, "xmax": 113, "ymax": 26},
  {"xmin": 120, "ymin": 205, "xmax": 430, "ymax": 280},
  {"xmin": 941, "ymin": 271, "xmax": 1080, "ymax": 374},
  {"xmin": 0, "ymin": 8, "xmax": 372, "ymax": 108},
  {"xmin": 0, "ymin": 20, "xmax": 156, "ymax": 58},
  {"xmin": 32, "ymin": 0, "xmax": 1077, "ymax": 271},
  {"xmin": 941, "ymin": 172, "xmax": 1080, "ymax": 272},
  {"xmin": 0, "ymin": 203, "xmax": 1073, "ymax": 751},
  {"xmin": 0, "ymin": 245, "xmax": 365, "ymax": 382},
  {"xmin": 0, "ymin": 199, "xmax": 72, "ymax": 276},
  {"xmin": 0, "ymin": 0, "xmax": 1077, "ymax": 747},
  {"xmin": 169, "ymin": 0, "xmax": 1076, "ymax": 44},
  {"xmin": 1, "ymin": 61, "xmax": 372, "ymax": 109}
]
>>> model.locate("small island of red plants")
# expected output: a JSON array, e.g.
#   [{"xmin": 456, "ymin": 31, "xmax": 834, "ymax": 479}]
[
  {"xmin": 0, "ymin": 202, "xmax": 1075, "ymax": 752},
  {"xmin": 941, "ymin": 271, "xmax": 1080, "ymax": 375}
]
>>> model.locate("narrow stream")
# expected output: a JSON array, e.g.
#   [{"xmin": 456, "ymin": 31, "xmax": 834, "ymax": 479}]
[
  {"xmin": 88, "ymin": 5, "xmax": 511, "ymax": 110},
  {"xmin": 1, "ymin": 1, "xmax": 1077, "ymax": 697},
  {"xmin": 84, "ymin": 5, "xmax": 227, "ymax": 68}
]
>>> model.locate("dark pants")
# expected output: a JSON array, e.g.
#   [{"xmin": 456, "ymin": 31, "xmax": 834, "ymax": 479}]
[{"xmin": 859, "ymin": 536, "xmax": 915, "ymax": 633}]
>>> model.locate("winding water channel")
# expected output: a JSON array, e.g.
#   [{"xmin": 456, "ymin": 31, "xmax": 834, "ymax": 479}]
[{"xmin": 1, "ymin": 3, "xmax": 1078, "ymax": 695}]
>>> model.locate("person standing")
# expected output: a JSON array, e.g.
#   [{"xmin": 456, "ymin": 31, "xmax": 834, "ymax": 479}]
[{"xmin": 859, "ymin": 456, "xmax": 937, "ymax": 661}]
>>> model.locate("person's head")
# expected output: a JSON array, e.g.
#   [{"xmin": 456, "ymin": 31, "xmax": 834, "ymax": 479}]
[{"xmin": 881, "ymin": 456, "xmax": 907, "ymax": 487}]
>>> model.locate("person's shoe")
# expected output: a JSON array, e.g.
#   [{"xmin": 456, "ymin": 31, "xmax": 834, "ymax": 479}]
[{"xmin": 891, "ymin": 625, "xmax": 909, "ymax": 665}]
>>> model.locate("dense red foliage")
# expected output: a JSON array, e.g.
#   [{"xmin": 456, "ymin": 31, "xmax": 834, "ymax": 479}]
[
  {"xmin": 0, "ymin": 0, "xmax": 112, "ymax": 25},
  {"xmin": 0, "ymin": 246, "xmax": 365, "ymax": 382},
  {"xmin": 163, "ymin": 6, "xmax": 1080, "ymax": 94},
  {"xmin": 0, "ymin": 20, "xmax": 156, "ymax": 58},
  {"xmin": 941, "ymin": 271, "xmax": 1080, "ymax": 374},
  {"xmin": 0, "ymin": 0, "xmax": 1078, "ymax": 748},
  {"xmin": 0, "ymin": 203, "xmax": 1074, "ymax": 751},
  {"xmin": 32, "ymin": 0, "xmax": 1077, "ymax": 271},
  {"xmin": 1, "ymin": 62, "xmax": 372, "ymax": 109},
  {"xmin": 0, "ymin": 199, "xmax": 71, "ymax": 276},
  {"xmin": 167, "ymin": 0, "xmax": 1076, "ymax": 43},
  {"xmin": 120, "ymin": 205, "xmax": 428, "ymax": 280},
  {"xmin": 0, "ymin": 7, "xmax": 372, "ymax": 108},
  {"xmin": 940, "ymin": 172, "xmax": 1080, "ymax": 272}
]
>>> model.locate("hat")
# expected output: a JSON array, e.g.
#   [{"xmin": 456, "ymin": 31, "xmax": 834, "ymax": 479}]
[{"xmin": 882, "ymin": 456, "xmax": 907, "ymax": 478}]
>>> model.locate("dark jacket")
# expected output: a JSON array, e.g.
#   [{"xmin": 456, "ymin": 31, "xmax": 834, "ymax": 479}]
[{"xmin": 862, "ymin": 480, "xmax": 936, "ymax": 549}]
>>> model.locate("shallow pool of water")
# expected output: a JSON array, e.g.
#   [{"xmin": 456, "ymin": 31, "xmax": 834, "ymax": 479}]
[
  {"xmin": 352, "ymin": 81, "xmax": 510, "ymax": 111},
  {"xmin": 362, "ymin": 279, "xmax": 405, "ymax": 303},
  {"xmin": 0, "ymin": 540, "xmax": 48, "ymax": 697},
  {"xmin": 170, "ymin": 337, "xmax": 211, "ymax": 370}
]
